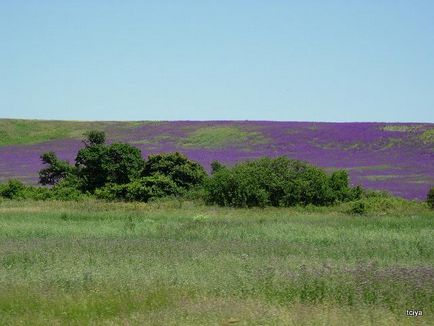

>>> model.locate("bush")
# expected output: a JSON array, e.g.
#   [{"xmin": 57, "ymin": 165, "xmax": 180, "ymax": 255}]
[
  {"xmin": 102, "ymin": 143, "xmax": 144, "ymax": 185},
  {"xmin": 349, "ymin": 201, "xmax": 366, "ymax": 215},
  {"xmin": 328, "ymin": 170, "xmax": 354, "ymax": 202},
  {"xmin": 211, "ymin": 160, "xmax": 226, "ymax": 174},
  {"xmin": 75, "ymin": 132, "xmax": 144, "ymax": 191},
  {"xmin": 23, "ymin": 186, "xmax": 52, "ymax": 200},
  {"xmin": 51, "ymin": 179, "xmax": 89, "ymax": 201},
  {"xmin": 126, "ymin": 175, "xmax": 182, "ymax": 202},
  {"xmin": 75, "ymin": 143, "xmax": 109, "ymax": 191},
  {"xmin": 96, "ymin": 175, "xmax": 182, "ymax": 202},
  {"xmin": 39, "ymin": 151, "xmax": 75, "ymax": 185},
  {"xmin": 142, "ymin": 152, "xmax": 207, "ymax": 190},
  {"xmin": 427, "ymin": 187, "xmax": 434, "ymax": 209},
  {"xmin": 83, "ymin": 130, "xmax": 105, "ymax": 146},
  {"xmin": 205, "ymin": 157, "xmax": 352, "ymax": 208},
  {"xmin": 0, "ymin": 180, "xmax": 26, "ymax": 199}
]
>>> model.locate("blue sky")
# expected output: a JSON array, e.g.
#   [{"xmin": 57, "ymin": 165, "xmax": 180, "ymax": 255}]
[{"xmin": 1, "ymin": 1, "xmax": 433, "ymax": 122}]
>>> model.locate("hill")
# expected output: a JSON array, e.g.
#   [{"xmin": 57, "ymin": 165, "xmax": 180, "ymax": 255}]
[{"xmin": 0, "ymin": 119, "xmax": 433, "ymax": 200}]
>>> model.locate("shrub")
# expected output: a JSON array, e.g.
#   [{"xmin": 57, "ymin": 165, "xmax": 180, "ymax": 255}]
[
  {"xmin": 75, "ymin": 132, "xmax": 144, "ymax": 191},
  {"xmin": 83, "ymin": 130, "xmax": 105, "ymax": 146},
  {"xmin": 211, "ymin": 160, "xmax": 226, "ymax": 174},
  {"xmin": 328, "ymin": 170, "xmax": 352, "ymax": 202},
  {"xmin": 51, "ymin": 178, "xmax": 89, "ymax": 201},
  {"xmin": 39, "ymin": 151, "xmax": 75, "ymax": 185},
  {"xmin": 23, "ymin": 186, "xmax": 52, "ymax": 200},
  {"xmin": 126, "ymin": 175, "xmax": 182, "ymax": 202},
  {"xmin": 102, "ymin": 143, "xmax": 144, "ymax": 185},
  {"xmin": 95, "ymin": 183, "xmax": 129, "ymax": 201},
  {"xmin": 142, "ymin": 152, "xmax": 207, "ymax": 190},
  {"xmin": 96, "ymin": 175, "xmax": 181, "ymax": 202},
  {"xmin": 349, "ymin": 201, "xmax": 366, "ymax": 215},
  {"xmin": 205, "ymin": 157, "xmax": 347, "ymax": 208},
  {"xmin": 205, "ymin": 166, "xmax": 269, "ymax": 207},
  {"xmin": 427, "ymin": 187, "xmax": 434, "ymax": 209},
  {"xmin": 75, "ymin": 143, "xmax": 109, "ymax": 191},
  {"xmin": 0, "ymin": 179, "xmax": 26, "ymax": 199}
]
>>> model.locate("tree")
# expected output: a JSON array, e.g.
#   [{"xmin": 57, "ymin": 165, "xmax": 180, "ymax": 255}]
[
  {"xmin": 39, "ymin": 151, "xmax": 75, "ymax": 185},
  {"xmin": 75, "ymin": 144, "xmax": 108, "ymax": 191},
  {"xmin": 75, "ymin": 131, "xmax": 144, "ymax": 191},
  {"xmin": 83, "ymin": 130, "xmax": 106, "ymax": 147},
  {"xmin": 142, "ymin": 152, "xmax": 207, "ymax": 190},
  {"xmin": 102, "ymin": 143, "xmax": 144, "ymax": 185}
]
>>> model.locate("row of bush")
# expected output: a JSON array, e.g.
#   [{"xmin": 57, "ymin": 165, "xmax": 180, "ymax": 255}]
[{"xmin": 1, "ymin": 130, "xmax": 433, "ymax": 209}]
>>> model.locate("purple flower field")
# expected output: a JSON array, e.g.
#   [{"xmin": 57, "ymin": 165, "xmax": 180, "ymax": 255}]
[{"xmin": 1, "ymin": 121, "xmax": 433, "ymax": 200}]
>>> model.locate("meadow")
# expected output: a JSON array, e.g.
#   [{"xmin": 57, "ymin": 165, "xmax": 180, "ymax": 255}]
[
  {"xmin": 1, "ymin": 199, "xmax": 433, "ymax": 325},
  {"xmin": 1, "ymin": 119, "xmax": 433, "ymax": 199}
]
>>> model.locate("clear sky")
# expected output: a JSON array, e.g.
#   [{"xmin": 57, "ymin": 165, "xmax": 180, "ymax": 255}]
[{"xmin": 1, "ymin": 1, "xmax": 433, "ymax": 122}]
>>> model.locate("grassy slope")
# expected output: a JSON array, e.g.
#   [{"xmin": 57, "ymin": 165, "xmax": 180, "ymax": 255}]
[
  {"xmin": 0, "ymin": 119, "xmax": 144, "ymax": 146},
  {"xmin": 0, "ymin": 199, "xmax": 433, "ymax": 325},
  {"xmin": 1, "ymin": 119, "xmax": 433, "ymax": 147}
]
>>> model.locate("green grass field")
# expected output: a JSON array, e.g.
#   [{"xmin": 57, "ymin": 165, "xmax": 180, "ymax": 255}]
[{"xmin": 0, "ymin": 199, "xmax": 433, "ymax": 325}]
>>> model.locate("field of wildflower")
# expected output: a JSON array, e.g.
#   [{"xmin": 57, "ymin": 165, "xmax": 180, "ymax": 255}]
[
  {"xmin": 0, "ymin": 199, "xmax": 433, "ymax": 325},
  {"xmin": 1, "ymin": 119, "xmax": 433, "ymax": 200}
]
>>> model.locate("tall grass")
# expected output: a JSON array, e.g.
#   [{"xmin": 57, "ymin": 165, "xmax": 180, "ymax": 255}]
[{"xmin": 0, "ymin": 199, "xmax": 433, "ymax": 325}]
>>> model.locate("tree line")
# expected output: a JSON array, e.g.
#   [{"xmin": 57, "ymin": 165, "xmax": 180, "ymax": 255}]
[{"xmin": 1, "ymin": 130, "xmax": 433, "ymax": 209}]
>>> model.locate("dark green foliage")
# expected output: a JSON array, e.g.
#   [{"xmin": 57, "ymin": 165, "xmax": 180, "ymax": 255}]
[
  {"xmin": 75, "ymin": 144, "xmax": 108, "ymax": 191},
  {"xmin": 95, "ymin": 183, "xmax": 129, "ymax": 201},
  {"xmin": 33, "ymin": 131, "xmax": 369, "ymax": 205},
  {"xmin": 83, "ymin": 130, "xmax": 105, "ymax": 146},
  {"xmin": 349, "ymin": 201, "xmax": 367, "ymax": 215},
  {"xmin": 74, "ymin": 130, "xmax": 108, "ymax": 191},
  {"xmin": 50, "ymin": 176, "xmax": 89, "ymax": 200},
  {"xmin": 349, "ymin": 185, "xmax": 363, "ymax": 201},
  {"xmin": 205, "ymin": 157, "xmax": 360, "ymax": 208},
  {"xmin": 0, "ymin": 177, "xmax": 88, "ymax": 201},
  {"xmin": 205, "ymin": 162, "xmax": 269, "ymax": 208},
  {"xmin": 328, "ymin": 170, "xmax": 351, "ymax": 202},
  {"xmin": 39, "ymin": 151, "xmax": 75, "ymax": 185},
  {"xmin": 427, "ymin": 187, "xmax": 434, "ymax": 209},
  {"xmin": 126, "ymin": 175, "xmax": 181, "ymax": 201},
  {"xmin": 211, "ymin": 160, "xmax": 226, "ymax": 174},
  {"xmin": 102, "ymin": 143, "xmax": 143, "ymax": 185},
  {"xmin": 0, "ymin": 180, "xmax": 26, "ymax": 199},
  {"xmin": 96, "ymin": 175, "xmax": 181, "ymax": 202},
  {"xmin": 75, "ymin": 131, "xmax": 144, "ymax": 191},
  {"xmin": 142, "ymin": 152, "xmax": 207, "ymax": 190}
]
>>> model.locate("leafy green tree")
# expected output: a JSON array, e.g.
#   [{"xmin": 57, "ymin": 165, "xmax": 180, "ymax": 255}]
[
  {"xmin": 102, "ymin": 143, "xmax": 144, "ymax": 185},
  {"xmin": 0, "ymin": 179, "xmax": 25, "ymax": 199},
  {"xmin": 39, "ymin": 151, "xmax": 75, "ymax": 185},
  {"xmin": 75, "ymin": 144, "xmax": 108, "ymax": 191},
  {"xmin": 83, "ymin": 130, "xmax": 106, "ymax": 147},
  {"xmin": 75, "ymin": 131, "xmax": 144, "ymax": 191},
  {"xmin": 142, "ymin": 152, "xmax": 207, "ymax": 190},
  {"xmin": 205, "ymin": 157, "xmax": 359, "ymax": 208}
]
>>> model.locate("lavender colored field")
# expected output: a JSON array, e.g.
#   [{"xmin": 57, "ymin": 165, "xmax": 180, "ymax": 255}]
[{"xmin": 0, "ymin": 120, "xmax": 433, "ymax": 200}]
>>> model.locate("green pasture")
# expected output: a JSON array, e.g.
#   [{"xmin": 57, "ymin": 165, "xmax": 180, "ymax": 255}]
[{"xmin": 0, "ymin": 199, "xmax": 433, "ymax": 325}]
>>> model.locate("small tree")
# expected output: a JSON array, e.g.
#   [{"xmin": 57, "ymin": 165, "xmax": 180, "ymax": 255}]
[
  {"xmin": 39, "ymin": 151, "xmax": 75, "ymax": 185},
  {"xmin": 102, "ymin": 143, "xmax": 144, "ymax": 185},
  {"xmin": 0, "ymin": 179, "xmax": 25, "ymax": 199},
  {"xmin": 75, "ymin": 144, "xmax": 108, "ymax": 191},
  {"xmin": 75, "ymin": 131, "xmax": 144, "ymax": 191},
  {"xmin": 328, "ymin": 170, "xmax": 350, "ymax": 202},
  {"xmin": 83, "ymin": 130, "xmax": 106, "ymax": 147},
  {"xmin": 427, "ymin": 187, "xmax": 434, "ymax": 209},
  {"xmin": 142, "ymin": 152, "xmax": 207, "ymax": 190}
]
